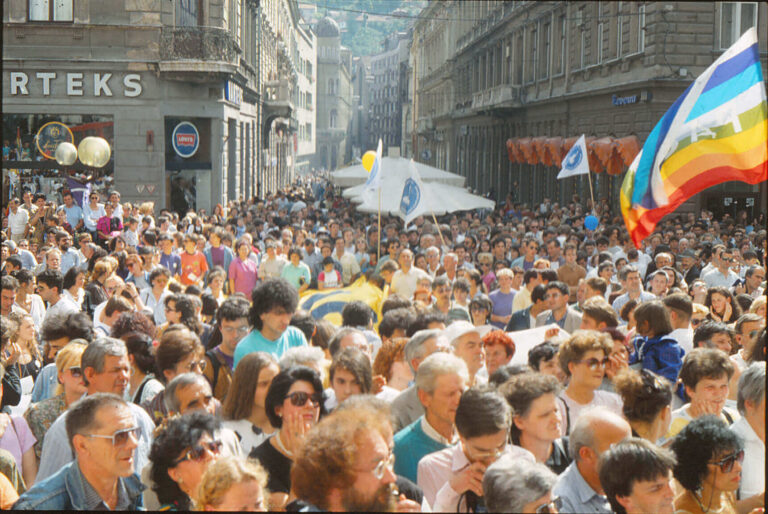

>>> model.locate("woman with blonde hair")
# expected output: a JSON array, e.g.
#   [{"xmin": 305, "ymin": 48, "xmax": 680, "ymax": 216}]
[
  {"xmin": 6, "ymin": 312, "xmax": 42, "ymax": 380},
  {"xmin": 23, "ymin": 340, "xmax": 88, "ymax": 464},
  {"xmin": 748, "ymin": 295, "xmax": 766, "ymax": 318},
  {"xmin": 196, "ymin": 456, "xmax": 268, "ymax": 511}
]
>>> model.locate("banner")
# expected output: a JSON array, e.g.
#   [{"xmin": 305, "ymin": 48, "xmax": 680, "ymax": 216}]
[
  {"xmin": 299, "ymin": 277, "xmax": 385, "ymax": 327},
  {"xmin": 557, "ymin": 134, "xmax": 590, "ymax": 179}
]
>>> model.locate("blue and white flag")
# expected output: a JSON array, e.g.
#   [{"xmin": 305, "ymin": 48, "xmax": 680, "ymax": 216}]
[
  {"xmin": 398, "ymin": 159, "xmax": 428, "ymax": 226},
  {"xmin": 361, "ymin": 138, "xmax": 383, "ymax": 205},
  {"xmin": 557, "ymin": 134, "xmax": 590, "ymax": 179}
]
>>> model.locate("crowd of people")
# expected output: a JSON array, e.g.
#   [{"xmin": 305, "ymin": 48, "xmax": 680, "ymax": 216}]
[{"xmin": 0, "ymin": 174, "xmax": 765, "ymax": 512}]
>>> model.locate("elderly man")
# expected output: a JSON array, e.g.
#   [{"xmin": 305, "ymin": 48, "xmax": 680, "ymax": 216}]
[
  {"xmin": 442, "ymin": 321, "xmax": 492, "ymax": 386},
  {"xmin": 730, "ymin": 362, "xmax": 765, "ymax": 500},
  {"xmin": 552, "ymin": 407, "xmax": 632, "ymax": 513},
  {"xmin": 393, "ymin": 352, "xmax": 469, "ymax": 483},
  {"xmin": 418, "ymin": 387, "xmax": 534, "ymax": 510},
  {"xmin": 36, "ymin": 338, "xmax": 155, "ymax": 482},
  {"xmin": 390, "ymin": 329, "xmax": 448, "ymax": 432},
  {"xmin": 13, "ymin": 394, "xmax": 144, "ymax": 510},
  {"xmin": 391, "ymin": 248, "xmax": 430, "ymax": 300}
]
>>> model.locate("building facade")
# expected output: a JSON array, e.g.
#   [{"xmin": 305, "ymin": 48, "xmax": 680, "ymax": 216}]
[
  {"xmin": 412, "ymin": 1, "xmax": 767, "ymax": 218},
  {"xmin": 350, "ymin": 55, "xmax": 373, "ymax": 160},
  {"xmin": 313, "ymin": 16, "xmax": 353, "ymax": 171},
  {"xmin": 368, "ymin": 32, "xmax": 410, "ymax": 154},
  {"xmin": 3, "ymin": 0, "xmax": 315, "ymax": 212}
]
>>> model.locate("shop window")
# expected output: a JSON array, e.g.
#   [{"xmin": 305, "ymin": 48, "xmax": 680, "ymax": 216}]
[
  {"xmin": 720, "ymin": 2, "xmax": 757, "ymax": 48},
  {"xmin": 28, "ymin": 0, "xmax": 73, "ymax": 22},
  {"xmin": 176, "ymin": 0, "xmax": 203, "ymax": 27},
  {"xmin": 2, "ymin": 114, "xmax": 113, "ymax": 204}
]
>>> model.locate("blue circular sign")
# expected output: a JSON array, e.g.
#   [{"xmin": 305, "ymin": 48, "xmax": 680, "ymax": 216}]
[
  {"xmin": 564, "ymin": 145, "xmax": 583, "ymax": 170},
  {"xmin": 172, "ymin": 121, "xmax": 199, "ymax": 158},
  {"xmin": 400, "ymin": 178, "xmax": 421, "ymax": 216}
]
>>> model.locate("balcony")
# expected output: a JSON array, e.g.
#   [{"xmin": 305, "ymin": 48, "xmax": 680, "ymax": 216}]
[
  {"xmin": 471, "ymin": 84, "xmax": 520, "ymax": 112},
  {"xmin": 159, "ymin": 27, "xmax": 240, "ymax": 82},
  {"xmin": 263, "ymin": 78, "xmax": 295, "ymax": 127}
]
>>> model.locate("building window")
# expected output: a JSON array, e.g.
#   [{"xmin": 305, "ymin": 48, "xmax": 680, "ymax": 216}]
[
  {"xmin": 328, "ymin": 78, "xmax": 335, "ymax": 95},
  {"xmin": 28, "ymin": 0, "xmax": 73, "ymax": 22},
  {"xmin": 597, "ymin": 22, "xmax": 604, "ymax": 63},
  {"xmin": 638, "ymin": 4, "xmax": 646, "ymax": 53},
  {"xmin": 557, "ymin": 14, "xmax": 566, "ymax": 74},
  {"xmin": 330, "ymin": 110, "xmax": 337, "ymax": 128},
  {"xmin": 176, "ymin": 0, "xmax": 203, "ymax": 27},
  {"xmin": 542, "ymin": 21, "xmax": 551, "ymax": 79},
  {"xmin": 306, "ymin": 92, "xmax": 312, "ymax": 109},
  {"xmin": 720, "ymin": 2, "xmax": 757, "ymax": 48}
]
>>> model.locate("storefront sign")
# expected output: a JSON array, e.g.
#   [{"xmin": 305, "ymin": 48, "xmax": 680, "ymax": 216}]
[
  {"xmin": 8, "ymin": 72, "xmax": 142, "ymax": 97},
  {"xmin": 36, "ymin": 121, "xmax": 74, "ymax": 159},
  {"xmin": 612, "ymin": 94, "xmax": 639, "ymax": 106},
  {"xmin": 224, "ymin": 81, "xmax": 242, "ymax": 106},
  {"xmin": 172, "ymin": 121, "xmax": 200, "ymax": 158}
]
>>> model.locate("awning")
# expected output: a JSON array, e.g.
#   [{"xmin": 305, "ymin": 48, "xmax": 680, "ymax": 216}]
[{"xmin": 505, "ymin": 135, "xmax": 641, "ymax": 175}]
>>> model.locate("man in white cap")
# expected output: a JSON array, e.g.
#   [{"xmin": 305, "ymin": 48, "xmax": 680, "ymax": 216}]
[{"xmin": 442, "ymin": 321, "xmax": 493, "ymax": 386}]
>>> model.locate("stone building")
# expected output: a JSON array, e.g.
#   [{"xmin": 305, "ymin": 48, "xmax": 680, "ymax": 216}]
[
  {"xmin": 313, "ymin": 16, "xmax": 353, "ymax": 171},
  {"xmin": 350, "ymin": 55, "xmax": 373, "ymax": 160},
  {"xmin": 368, "ymin": 31, "xmax": 411, "ymax": 154},
  {"xmin": 2, "ymin": 0, "xmax": 315, "ymax": 211},
  {"xmin": 412, "ymin": 1, "xmax": 767, "ymax": 218}
]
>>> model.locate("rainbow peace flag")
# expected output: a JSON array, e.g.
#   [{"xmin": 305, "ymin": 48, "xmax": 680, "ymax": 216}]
[{"xmin": 621, "ymin": 27, "xmax": 767, "ymax": 247}]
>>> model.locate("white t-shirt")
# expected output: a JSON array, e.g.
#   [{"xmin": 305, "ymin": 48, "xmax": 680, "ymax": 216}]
[{"xmin": 557, "ymin": 389, "xmax": 624, "ymax": 436}]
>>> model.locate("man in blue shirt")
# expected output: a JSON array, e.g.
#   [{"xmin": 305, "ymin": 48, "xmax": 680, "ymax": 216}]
[
  {"xmin": 233, "ymin": 278, "xmax": 307, "ymax": 368},
  {"xmin": 59, "ymin": 191, "xmax": 84, "ymax": 232},
  {"xmin": 157, "ymin": 234, "xmax": 181, "ymax": 279},
  {"xmin": 553, "ymin": 408, "xmax": 631, "ymax": 513}
]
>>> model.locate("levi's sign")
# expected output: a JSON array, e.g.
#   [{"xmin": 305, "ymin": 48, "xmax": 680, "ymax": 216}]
[{"xmin": 172, "ymin": 121, "xmax": 200, "ymax": 158}]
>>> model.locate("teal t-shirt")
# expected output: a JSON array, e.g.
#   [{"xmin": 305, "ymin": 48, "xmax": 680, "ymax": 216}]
[
  {"xmin": 233, "ymin": 325, "xmax": 308, "ymax": 369},
  {"xmin": 281, "ymin": 262, "xmax": 311, "ymax": 290},
  {"xmin": 393, "ymin": 417, "xmax": 448, "ymax": 483}
]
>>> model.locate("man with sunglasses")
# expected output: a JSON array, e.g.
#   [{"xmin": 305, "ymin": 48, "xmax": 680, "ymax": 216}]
[
  {"xmin": 701, "ymin": 248, "xmax": 740, "ymax": 289},
  {"xmin": 14, "ymin": 393, "xmax": 145, "ymax": 510},
  {"xmin": 511, "ymin": 237, "xmax": 539, "ymax": 271},
  {"xmin": 37, "ymin": 338, "xmax": 155, "ymax": 482},
  {"xmin": 418, "ymin": 387, "xmax": 534, "ymax": 511}
]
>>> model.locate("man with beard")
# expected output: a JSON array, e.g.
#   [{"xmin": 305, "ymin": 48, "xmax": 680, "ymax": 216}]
[
  {"xmin": 291, "ymin": 408, "xmax": 408, "ymax": 512},
  {"xmin": 54, "ymin": 231, "xmax": 81, "ymax": 275}
]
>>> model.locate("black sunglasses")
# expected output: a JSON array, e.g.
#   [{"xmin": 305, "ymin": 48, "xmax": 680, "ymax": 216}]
[
  {"xmin": 173, "ymin": 440, "xmax": 223, "ymax": 466},
  {"xmin": 710, "ymin": 449, "xmax": 744, "ymax": 473},
  {"xmin": 575, "ymin": 357, "xmax": 610, "ymax": 370},
  {"xmin": 286, "ymin": 391, "xmax": 322, "ymax": 407},
  {"xmin": 69, "ymin": 366, "xmax": 83, "ymax": 378}
]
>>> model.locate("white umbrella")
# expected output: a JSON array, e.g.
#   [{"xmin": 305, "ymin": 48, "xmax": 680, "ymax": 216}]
[
  {"xmin": 330, "ymin": 157, "xmax": 466, "ymax": 188},
  {"xmin": 349, "ymin": 181, "xmax": 495, "ymax": 216},
  {"xmin": 290, "ymin": 200, "xmax": 307, "ymax": 213}
]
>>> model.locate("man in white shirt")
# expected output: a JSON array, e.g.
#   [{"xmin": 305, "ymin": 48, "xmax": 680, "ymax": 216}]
[
  {"xmin": 663, "ymin": 293, "xmax": 694, "ymax": 355},
  {"xmin": 390, "ymin": 248, "xmax": 429, "ymax": 300},
  {"xmin": 417, "ymin": 388, "xmax": 534, "ymax": 510},
  {"xmin": 701, "ymin": 247, "xmax": 740, "ymax": 289},
  {"xmin": 333, "ymin": 237, "xmax": 360, "ymax": 286},
  {"xmin": 37, "ymin": 269, "xmax": 80, "ymax": 325},
  {"xmin": 730, "ymin": 362, "xmax": 764, "ymax": 500},
  {"xmin": 7, "ymin": 197, "xmax": 30, "ymax": 243}
]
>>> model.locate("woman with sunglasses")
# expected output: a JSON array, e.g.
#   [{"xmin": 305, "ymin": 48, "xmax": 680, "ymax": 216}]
[
  {"xmin": 555, "ymin": 331, "xmax": 624, "ymax": 436},
  {"xmin": 613, "ymin": 368, "xmax": 673, "ymax": 444},
  {"xmin": 249, "ymin": 365, "xmax": 326, "ymax": 511},
  {"xmin": 149, "ymin": 412, "xmax": 224, "ymax": 511},
  {"xmin": 671, "ymin": 415, "xmax": 761, "ymax": 514},
  {"xmin": 23, "ymin": 340, "xmax": 87, "ymax": 467}
]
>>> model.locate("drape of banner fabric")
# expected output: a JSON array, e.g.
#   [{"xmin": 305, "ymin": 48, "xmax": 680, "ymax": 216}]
[{"xmin": 299, "ymin": 277, "xmax": 385, "ymax": 327}]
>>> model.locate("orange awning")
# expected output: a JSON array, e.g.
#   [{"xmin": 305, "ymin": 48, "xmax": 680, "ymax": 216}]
[
  {"xmin": 506, "ymin": 139, "xmax": 517, "ymax": 162},
  {"xmin": 532, "ymin": 137, "xmax": 549, "ymax": 166},
  {"xmin": 615, "ymin": 135, "xmax": 641, "ymax": 166},
  {"xmin": 545, "ymin": 137, "xmax": 564, "ymax": 167},
  {"xmin": 518, "ymin": 137, "xmax": 537, "ymax": 165}
]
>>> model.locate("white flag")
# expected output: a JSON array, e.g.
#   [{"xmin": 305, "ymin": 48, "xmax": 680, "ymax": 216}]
[
  {"xmin": 361, "ymin": 138, "xmax": 383, "ymax": 205},
  {"xmin": 557, "ymin": 134, "xmax": 590, "ymax": 179},
  {"xmin": 398, "ymin": 159, "xmax": 429, "ymax": 227}
]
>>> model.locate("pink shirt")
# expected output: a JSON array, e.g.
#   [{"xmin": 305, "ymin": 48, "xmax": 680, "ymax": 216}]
[
  {"xmin": 0, "ymin": 415, "xmax": 36, "ymax": 476},
  {"xmin": 229, "ymin": 257, "xmax": 258, "ymax": 296}
]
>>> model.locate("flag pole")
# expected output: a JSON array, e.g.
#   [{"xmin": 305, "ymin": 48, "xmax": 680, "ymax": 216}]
[
  {"xmin": 431, "ymin": 211, "xmax": 447, "ymax": 249},
  {"xmin": 586, "ymin": 169, "xmax": 596, "ymax": 213},
  {"xmin": 377, "ymin": 187, "xmax": 381, "ymax": 261}
]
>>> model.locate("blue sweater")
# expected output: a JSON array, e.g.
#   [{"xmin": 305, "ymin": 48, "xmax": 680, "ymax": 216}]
[
  {"xmin": 630, "ymin": 335, "xmax": 684, "ymax": 384},
  {"xmin": 393, "ymin": 417, "xmax": 448, "ymax": 483}
]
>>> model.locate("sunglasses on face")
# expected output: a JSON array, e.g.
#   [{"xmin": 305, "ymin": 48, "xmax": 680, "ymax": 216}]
[
  {"xmin": 286, "ymin": 391, "xmax": 322, "ymax": 407},
  {"xmin": 85, "ymin": 426, "xmax": 141, "ymax": 447},
  {"xmin": 709, "ymin": 449, "xmax": 744, "ymax": 473},
  {"xmin": 173, "ymin": 440, "xmax": 223, "ymax": 466},
  {"xmin": 536, "ymin": 496, "xmax": 563, "ymax": 514},
  {"xmin": 68, "ymin": 366, "xmax": 83, "ymax": 378},
  {"xmin": 575, "ymin": 357, "xmax": 610, "ymax": 370}
]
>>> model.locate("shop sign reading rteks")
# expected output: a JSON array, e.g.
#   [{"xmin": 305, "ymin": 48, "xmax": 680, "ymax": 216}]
[{"xmin": 172, "ymin": 121, "xmax": 199, "ymax": 158}]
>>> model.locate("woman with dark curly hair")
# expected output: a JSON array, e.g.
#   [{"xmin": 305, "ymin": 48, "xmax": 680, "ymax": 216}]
[
  {"xmin": 248, "ymin": 365, "xmax": 325, "ymax": 511},
  {"xmin": 613, "ymin": 368, "xmax": 672, "ymax": 444},
  {"xmin": 704, "ymin": 286, "xmax": 742, "ymax": 324},
  {"xmin": 149, "ymin": 412, "xmax": 223, "ymax": 510},
  {"xmin": 670, "ymin": 415, "xmax": 763, "ymax": 514},
  {"xmin": 121, "ymin": 331, "xmax": 164, "ymax": 405}
]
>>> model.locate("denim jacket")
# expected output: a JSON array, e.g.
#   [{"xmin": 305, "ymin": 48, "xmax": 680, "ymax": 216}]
[{"xmin": 13, "ymin": 460, "xmax": 144, "ymax": 510}]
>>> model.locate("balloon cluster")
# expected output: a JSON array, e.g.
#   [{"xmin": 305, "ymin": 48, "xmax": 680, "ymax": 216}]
[
  {"xmin": 54, "ymin": 137, "xmax": 111, "ymax": 168},
  {"xmin": 362, "ymin": 150, "xmax": 376, "ymax": 172}
]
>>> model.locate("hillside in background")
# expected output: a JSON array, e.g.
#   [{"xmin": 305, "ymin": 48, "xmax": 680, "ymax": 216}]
[{"xmin": 301, "ymin": 0, "xmax": 427, "ymax": 55}]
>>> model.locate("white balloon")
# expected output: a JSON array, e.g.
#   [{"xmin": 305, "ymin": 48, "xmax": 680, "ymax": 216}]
[
  {"xmin": 55, "ymin": 142, "xmax": 78, "ymax": 166},
  {"xmin": 78, "ymin": 137, "xmax": 111, "ymax": 168}
]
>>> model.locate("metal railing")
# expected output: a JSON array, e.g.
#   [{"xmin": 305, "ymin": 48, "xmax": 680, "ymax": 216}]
[{"xmin": 160, "ymin": 26, "xmax": 240, "ymax": 63}]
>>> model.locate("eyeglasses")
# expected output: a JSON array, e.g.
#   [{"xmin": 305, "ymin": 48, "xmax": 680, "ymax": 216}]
[
  {"xmin": 220, "ymin": 325, "xmax": 250, "ymax": 335},
  {"xmin": 575, "ymin": 357, "xmax": 610, "ymax": 370},
  {"xmin": 369, "ymin": 450, "xmax": 396, "ymax": 480},
  {"xmin": 535, "ymin": 496, "xmax": 563, "ymax": 514},
  {"xmin": 187, "ymin": 360, "xmax": 207, "ymax": 372},
  {"xmin": 466, "ymin": 441, "xmax": 506, "ymax": 462},
  {"xmin": 286, "ymin": 391, "xmax": 323, "ymax": 407},
  {"xmin": 709, "ymin": 449, "xmax": 744, "ymax": 473},
  {"xmin": 84, "ymin": 426, "xmax": 141, "ymax": 447},
  {"xmin": 172, "ymin": 440, "xmax": 223, "ymax": 466},
  {"xmin": 68, "ymin": 366, "xmax": 82, "ymax": 378}
]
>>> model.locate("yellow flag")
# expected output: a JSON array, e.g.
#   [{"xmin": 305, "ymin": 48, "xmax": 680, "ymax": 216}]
[{"xmin": 299, "ymin": 277, "xmax": 385, "ymax": 327}]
